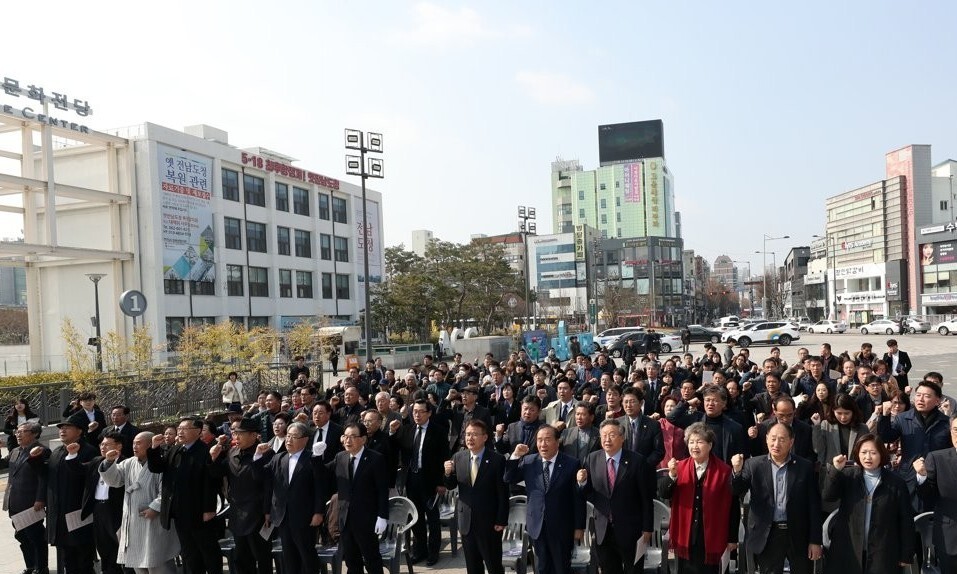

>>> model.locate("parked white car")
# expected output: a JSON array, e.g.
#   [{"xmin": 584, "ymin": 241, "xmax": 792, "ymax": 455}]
[
  {"xmin": 594, "ymin": 327, "xmax": 644, "ymax": 349},
  {"xmin": 658, "ymin": 334, "xmax": 682, "ymax": 353},
  {"xmin": 902, "ymin": 317, "xmax": 931, "ymax": 334},
  {"xmin": 859, "ymin": 319, "xmax": 901, "ymax": 335},
  {"xmin": 934, "ymin": 319, "xmax": 957, "ymax": 335},
  {"xmin": 724, "ymin": 321, "xmax": 800, "ymax": 348},
  {"xmin": 807, "ymin": 320, "xmax": 848, "ymax": 334}
]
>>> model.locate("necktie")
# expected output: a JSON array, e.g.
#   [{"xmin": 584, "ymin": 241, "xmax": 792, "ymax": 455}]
[
  {"xmin": 349, "ymin": 455, "xmax": 355, "ymax": 481},
  {"xmin": 543, "ymin": 460, "xmax": 552, "ymax": 491},
  {"xmin": 316, "ymin": 427, "xmax": 324, "ymax": 444},
  {"xmin": 607, "ymin": 457, "xmax": 617, "ymax": 490},
  {"xmin": 560, "ymin": 404, "xmax": 569, "ymax": 422},
  {"xmin": 470, "ymin": 455, "xmax": 479, "ymax": 485},
  {"xmin": 631, "ymin": 420, "xmax": 639, "ymax": 450},
  {"xmin": 411, "ymin": 426, "xmax": 423, "ymax": 471}
]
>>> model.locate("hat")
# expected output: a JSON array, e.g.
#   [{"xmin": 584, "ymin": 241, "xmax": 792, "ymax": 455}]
[
  {"xmin": 235, "ymin": 418, "xmax": 260, "ymax": 433},
  {"xmin": 378, "ymin": 379, "xmax": 390, "ymax": 386},
  {"xmin": 226, "ymin": 404, "xmax": 243, "ymax": 415},
  {"xmin": 56, "ymin": 419, "xmax": 84, "ymax": 429}
]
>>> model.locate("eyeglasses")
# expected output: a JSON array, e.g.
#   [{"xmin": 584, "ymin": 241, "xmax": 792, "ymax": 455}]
[
  {"xmin": 342, "ymin": 434, "xmax": 363, "ymax": 441},
  {"xmin": 286, "ymin": 434, "xmax": 307, "ymax": 440}
]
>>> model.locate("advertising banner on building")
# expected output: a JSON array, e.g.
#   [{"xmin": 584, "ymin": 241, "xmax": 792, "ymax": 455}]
[
  {"xmin": 355, "ymin": 200, "xmax": 383, "ymax": 298},
  {"xmin": 159, "ymin": 144, "xmax": 215, "ymax": 282},
  {"xmin": 622, "ymin": 162, "xmax": 642, "ymax": 203},
  {"xmin": 644, "ymin": 160, "xmax": 666, "ymax": 235},
  {"xmin": 921, "ymin": 242, "xmax": 957, "ymax": 266}
]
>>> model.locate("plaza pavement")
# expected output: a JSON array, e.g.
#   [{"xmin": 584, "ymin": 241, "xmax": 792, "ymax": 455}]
[{"xmin": 0, "ymin": 331, "xmax": 954, "ymax": 573}]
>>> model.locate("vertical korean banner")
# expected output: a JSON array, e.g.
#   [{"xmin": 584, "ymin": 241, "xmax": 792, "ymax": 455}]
[
  {"xmin": 355, "ymin": 200, "xmax": 383, "ymax": 304},
  {"xmin": 645, "ymin": 160, "xmax": 665, "ymax": 235},
  {"xmin": 623, "ymin": 161, "xmax": 642, "ymax": 203},
  {"xmin": 159, "ymin": 144, "xmax": 215, "ymax": 282}
]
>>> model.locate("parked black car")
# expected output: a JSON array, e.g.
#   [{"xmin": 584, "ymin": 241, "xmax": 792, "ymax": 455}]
[
  {"xmin": 607, "ymin": 332, "xmax": 661, "ymax": 358},
  {"xmin": 685, "ymin": 324, "xmax": 723, "ymax": 344}
]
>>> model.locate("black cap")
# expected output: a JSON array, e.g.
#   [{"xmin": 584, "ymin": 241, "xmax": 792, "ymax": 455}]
[{"xmin": 235, "ymin": 418, "xmax": 260, "ymax": 433}]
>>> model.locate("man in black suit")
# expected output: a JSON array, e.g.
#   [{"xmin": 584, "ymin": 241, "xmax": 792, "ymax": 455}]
[
  {"xmin": 258, "ymin": 421, "xmax": 326, "ymax": 574},
  {"xmin": 443, "ymin": 420, "xmax": 509, "ymax": 574},
  {"xmin": 66, "ymin": 391, "xmax": 107, "ymax": 446},
  {"xmin": 748, "ymin": 395, "xmax": 815, "ymax": 462},
  {"xmin": 732, "ymin": 423, "xmax": 823, "ymax": 574},
  {"xmin": 103, "ymin": 405, "xmax": 139, "ymax": 458},
  {"xmin": 389, "ymin": 399, "xmax": 450, "ymax": 566},
  {"xmin": 362, "ymin": 409, "xmax": 399, "ymax": 491},
  {"xmin": 5, "ymin": 421, "xmax": 49, "ymax": 574},
  {"xmin": 668, "ymin": 384, "xmax": 746, "ymax": 465},
  {"xmin": 146, "ymin": 416, "xmax": 221, "ymax": 574},
  {"xmin": 577, "ymin": 419, "xmax": 655, "ymax": 574},
  {"xmin": 209, "ymin": 418, "xmax": 271, "ymax": 574},
  {"xmin": 450, "ymin": 386, "xmax": 493, "ymax": 451},
  {"xmin": 504, "ymin": 425, "xmax": 585, "ymax": 574},
  {"xmin": 619, "ymin": 387, "xmax": 664, "ymax": 467},
  {"xmin": 81, "ymin": 431, "xmax": 125, "ymax": 574},
  {"xmin": 494, "ymin": 396, "xmax": 542, "ymax": 456},
  {"xmin": 883, "ymin": 339, "xmax": 913, "ymax": 391},
  {"xmin": 560, "ymin": 403, "xmax": 600, "ymax": 465},
  {"xmin": 31, "ymin": 419, "xmax": 98, "ymax": 574},
  {"xmin": 310, "ymin": 400, "xmax": 343, "ymax": 465},
  {"xmin": 643, "ymin": 363, "xmax": 666, "ymax": 416},
  {"xmin": 915, "ymin": 415, "xmax": 957, "ymax": 573},
  {"xmin": 326, "ymin": 423, "xmax": 390, "ymax": 574}
]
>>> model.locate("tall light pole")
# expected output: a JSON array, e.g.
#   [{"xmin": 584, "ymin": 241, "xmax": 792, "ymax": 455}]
[
  {"xmin": 813, "ymin": 234, "xmax": 837, "ymax": 321},
  {"xmin": 86, "ymin": 273, "xmax": 105, "ymax": 371},
  {"xmin": 345, "ymin": 129, "xmax": 383, "ymax": 364},
  {"xmin": 760, "ymin": 234, "xmax": 789, "ymax": 317},
  {"xmin": 755, "ymin": 250, "xmax": 779, "ymax": 317},
  {"xmin": 518, "ymin": 206, "xmax": 537, "ymax": 332}
]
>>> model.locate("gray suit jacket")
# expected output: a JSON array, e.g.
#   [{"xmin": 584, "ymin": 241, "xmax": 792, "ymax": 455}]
[
  {"xmin": 5, "ymin": 442, "xmax": 48, "ymax": 514},
  {"xmin": 560, "ymin": 426, "xmax": 599, "ymax": 466}
]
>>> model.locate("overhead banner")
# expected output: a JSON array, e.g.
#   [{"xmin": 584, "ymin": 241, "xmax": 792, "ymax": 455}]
[
  {"xmin": 355, "ymin": 200, "xmax": 383, "ymax": 297},
  {"xmin": 159, "ymin": 144, "xmax": 215, "ymax": 282}
]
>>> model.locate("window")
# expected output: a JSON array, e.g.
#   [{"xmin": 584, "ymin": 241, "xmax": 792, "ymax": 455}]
[
  {"xmin": 600, "ymin": 199, "xmax": 607, "ymax": 209},
  {"xmin": 222, "ymin": 169, "xmax": 240, "ymax": 201},
  {"xmin": 228, "ymin": 316, "xmax": 246, "ymax": 327},
  {"xmin": 600, "ymin": 214, "xmax": 607, "ymax": 224},
  {"xmin": 295, "ymin": 230, "xmax": 312, "ymax": 258},
  {"xmin": 248, "ymin": 266, "xmax": 268, "ymax": 297},
  {"xmin": 190, "ymin": 281, "xmax": 215, "ymax": 295},
  {"xmin": 248, "ymin": 317, "xmax": 269, "ymax": 328},
  {"xmin": 277, "ymin": 226, "xmax": 290, "ymax": 256},
  {"xmin": 942, "ymin": 200, "xmax": 949, "ymax": 211},
  {"xmin": 335, "ymin": 274, "xmax": 350, "ymax": 300},
  {"xmin": 318, "ymin": 193, "xmax": 330, "ymax": 220},
  {"xmin": 164, "ymin": 279, "xmax": 184, "ymax": 294},
  {"xmin": 578, "ymin": 190, "xmax": 585, "ymax": 200},
  {"xmin": 293, "ymin": 187, "xmax": 310, "ymax": 215},
  {"xmin": 279, "ymin": 269, "xmax": 293, "ymax": 298},
  {"xmin": 320, "ymin": 233, "xmax": 332, "ymax": 260},
  {"xmin": 224, "ymin": 217, "xmax": 242, "ymax": 250},
  {"xmin": 296, "ymin": 271, "xmax": 313, "ymax": 298},
  {"xmin": 615, "ymin": 197, "xmax": 621, "ymax": 207},
  {"xmin": 246, "ymin": 221, "xmax": 267, "ymax": 253},
  {"xmin": 615, "ymin": 181, "xmax": 620, "ymax": 188},
  {"xmin": 321, "ymin": 272, "xmax": 333, "ymax": 299},
  {"xmin": 332, "ymin": 197, "xmax": 347, "ymax": 223},
  {"xmin": 243, "ymin": 174, "xmax": 265, "ymax": 206},
  {"xmin": 616, "ymin": 213, "xmax": 621, "ymax": 222},
  {"xmin": 165, "ymin": 317, "xmax": 186, "ymax": 350},
  {"xmin": 227, "ymin": 265, "xmax": 244, "ymax": 296},
  {"xmin": 579, "ymin": 208, "xmax": 585, "ymax": 218},
  {"xmin": 275, "ymin": 183, "xmax": 289, "ymax": 211},
  {"xmin": 599, "ymin": 183, "xmax": 606, "ymax": 190},
  {"xmin": 334, "ymin": 236, "xmax": 349, "ymax": 262}
]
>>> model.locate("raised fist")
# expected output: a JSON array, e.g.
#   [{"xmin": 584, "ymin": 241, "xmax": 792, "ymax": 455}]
[
  {"xmin": 255, "ymin": 443, "xmax": 272, "ymax": 456},
  {"xmin": 832, "ymin": 454, "xmax": 847, "ymax": 471},
  {"xmin": 389, "ymin": 420, "xmax": 401, "ymax": 434},
  {"xmin": 152, "ymin": 434, "xmax": 165, "ymax": 449},
  {"xmin": 104, "ymin": 449, "xmax": 120, "ymax": 462},
  {"xmin": 512, "ymin": 443, "xmax": 530, "ymax": 458},
  {"xmin": 217, "ymin": 434, "xmax": 229, "ymax": 445},
  {"xmin": 742, "ymin": 381, "xmax": 752, "ymax": 391},
  {"xmin": 29, "ymin": 446, "xmax": 44, "ymax": 458},
  {"xmin": 810, "ymin": 413, "xmax": 821, "ymax": 425},
  {"xmin": 554, "ymin": 421, "xmax": 566, "ymax": 432},
  {"xmin": 688, "ymin": 398, "xmax": 701, "ymax": 409},
  {"xmin": 294, "ymin": 412, "xmax": 308, "ymax": 423},
  {"xmin": 731, "ymin": 454, "xmax": 744, "ymax": 473},
  {"xmin": 65, "ymin": 442, "xmax": 80, "ymax": 455},
  {"xmin": 667, "ymin": 457, "xmax": 678, "ymax": 477},
  {"xmin": 881, "ymin": 401, "xmax": 894, "ymax": 417},
  {"xmin": 209, "ymin": 444, "xmax": 223, "ymax": 461},
  {"xmin": 88, "ymin": 421, "xmax": 99, "ymax": 432},
  {"xmin": 755, "ymin": 413, "xmax": 766, "ymax": 424},
  {"xmin": 747, "ymin": 426, "xmax": 758, "ymax": 439},
  {"xmin": 576, "ymin": 468, "xmax": 588, "ymax": 483},
  {"xmin": 913, "ymin": 457, "xmax": 927, "ymax": 477},
  {"xmin": 495, "ymin": 424, "xmax": 505, "ymax": 435},
  {"xmin": 444, "ymin": 460, "xmax": 454, "ymax": 476}
]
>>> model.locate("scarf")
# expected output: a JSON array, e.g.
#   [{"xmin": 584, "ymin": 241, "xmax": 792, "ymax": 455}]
[{"xmin": 669, "ymin": 453, "xmax": 733, "ymax": 565}]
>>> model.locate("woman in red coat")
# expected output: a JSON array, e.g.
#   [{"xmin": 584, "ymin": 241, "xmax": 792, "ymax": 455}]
[
  {"xmin": 658, "ymin": 422, "xmax": 740, "ymax": 574},
  {"xmin": 658, "ymin": 396, "xmax": 689, "ymax": 469}
]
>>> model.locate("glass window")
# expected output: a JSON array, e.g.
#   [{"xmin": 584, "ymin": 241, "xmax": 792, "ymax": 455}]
[
  {"xmin": 243, "ymin": 174, "xmax": 265, "ymax": 206},
  {"xmin": 579, "ymin": 209, "xmax": 585, "ymax": 218},
  {"xmin": 224, "ymin": 217, "xmax": 242, "ymax": 250},
  {"xmin": 578, "ymin": 190, "xmax": 585, "ymax": 200},
  {"xmin": 190, "ymin": 281, "xmax": 214, "ymax": 295},
  {"xmin": 248, "ymin": 317, "xmax": 269, "ymax": 328},
  {"xmin": 164, "ymin": 279, "xmax": 184, "ymax": 295},
  {"xmin": 165, "ymin": 317, "xmax": 186, "ymax": 350},
  {"xmin": 248, "ymin": 266, "xmax": 268, "ymax": 297},
  {"xmin": 277, "ymin": 226, "xmax": 290, "ymax": 256},
  {"xmin": 600, "ymin": 214, "xmax": 607, "ymax": 224},
  {"xmin": 334, "ymin": 236, "xmax": 349, "ymax": 262},
  {"xmin": 322, "ymin": 272, "xmax": 333, "ymax": 299},
  {"xmin": 599, "ymin": 183, "xmax": 606, "ymax": 191},
  {"xmin": 296, "ymin": 270, "xmax": 313, "ymax": 298},
  {"xmin": 336, "ymin": 274, "xmax": 350, "ymax": 300},
  {"xmin": 246, "ymin": 221, "xmax": 267, "ymax": 253},
  {"xmin": 275, "ymin": 182, "xmax": 288, "ymax": 211},
  {"xmin": 318, "ymin": 193, "xmax": 330, "ymax": 220},
  {"xmin": 332, "ymin": 197, "xmax": 348, "ymax": 224},
  {"xmin": 320, "ymin": 234, "xmax": 332, "ymax": 260},
  {"xmin": 226, "ymin": 265, "xmax": 244, "ymax": 296},
  {"xmin": 279, "ymin": 269, "xmax": 292, "ymax": 298},
  {"xmin": 293, "ymin": 187, "xmax": 310, "ymax": 216},
  {"xmin": 222, "ymin": 169, "xmax": 240, "ymax": 201},
  {"xmin": 615, "ymin": 197, "xmax": 621, "ymax": 207},
  {"xmin": 295, "ymin": 230, "xmax": 312, "ymax": 258},
  {"xmin": 600, "ymin": 198, "xmax": 607, "ymax": 208}
]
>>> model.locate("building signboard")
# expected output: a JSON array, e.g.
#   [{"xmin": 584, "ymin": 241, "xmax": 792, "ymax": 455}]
[
  {"xmin": 241, "ymin": 152, "xmax": 340, "ymax": 190},
  {"xmin": 623, "ymin": 162, "xmax": 642, "ymax": 203},
  {"xmin": 920, "ymin": 242, "xmax": 957, "ymax": 266},
  {"xmin": 158, "ymin": 144, "xmax": 215, "ymax": 283},
  {"xmin": 355, "ymin": 200, "xmax": 383, "ymax": 290},
  {"xmin": 645, "ymin": 160, "xmax": 665, "ymax": 235},
  {"xmin": 922, "ymin": 292, "xmax": 957, "ymax": 305}
]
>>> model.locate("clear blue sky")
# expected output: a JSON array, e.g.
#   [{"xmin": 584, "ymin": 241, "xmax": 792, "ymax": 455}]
[{"xmin": 2, "ymin": 1, "xmax": 955, "ymax": 277}]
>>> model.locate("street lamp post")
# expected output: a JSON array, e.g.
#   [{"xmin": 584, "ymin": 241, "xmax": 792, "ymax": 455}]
[
  {"xmin": 760, "ymin": 234, "xmax": 789, "ymax": 318},
  {"xmin": 754, "ymin": 250, "xmax": 779, "ymax": 317},
  {"xmin": 518, "ymin": 206, "xmax": 537, "ymax": 332},
  {"xmin": 813, "ymin": 234, "xmax": 838, "ymax": 321},
  {"xmin": 86, "ymin": 273, "xmax": 105, "ymax": 371},
  {"xmin": 345, "ymin": 129, "xmax": 384, "ymax": 364}
]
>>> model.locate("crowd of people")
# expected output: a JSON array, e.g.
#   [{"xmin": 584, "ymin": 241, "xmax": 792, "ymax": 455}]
[{"xmin": 4, "ymin": 337, "xmax": 957, "ymax": 574}]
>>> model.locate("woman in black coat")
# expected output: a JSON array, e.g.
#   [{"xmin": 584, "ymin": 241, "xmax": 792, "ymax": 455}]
[{"xmin": 822, "ymin": 433, "xmax": 915, "ymax": 574}]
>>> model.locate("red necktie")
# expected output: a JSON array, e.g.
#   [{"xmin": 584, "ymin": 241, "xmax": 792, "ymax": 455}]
[{"xmin": 607, "ymin": 457, "xmax": 617, "ymax": 490}]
